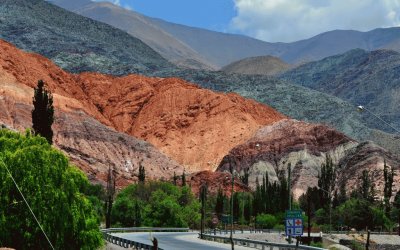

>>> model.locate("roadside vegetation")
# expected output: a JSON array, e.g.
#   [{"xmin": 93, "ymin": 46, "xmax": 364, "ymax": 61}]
[{"xmin": 0, "ymin": 129, "xmax": 103, "ymax": 249}]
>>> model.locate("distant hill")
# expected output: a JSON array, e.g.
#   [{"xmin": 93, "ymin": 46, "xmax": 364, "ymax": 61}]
[
  {"xmin": 0, "ymin": 0, "xmax": 173, "ymax": 75},
  {"xmin": 52, "ymin": 0, "xmax": 400, "ymax": 68},
  {"xmin": 50, "ymin": 0, "xmax": 214, "ymax": 70},
  {"xmin": 149, "ymin": 19, "xmax": 400, "ymax": 66},
  {"xmin": 221, "ymin": 56, "xmax": 291, "ymax": 75},
  {"xmin": 281, "ymin": 49, "xmax": 400, "ymax": 135}
]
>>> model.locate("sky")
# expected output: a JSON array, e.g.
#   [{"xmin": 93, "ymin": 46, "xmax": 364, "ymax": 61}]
[{"xmin": 95, "ymin": 0, "xmax": 400, "ymax": 43}]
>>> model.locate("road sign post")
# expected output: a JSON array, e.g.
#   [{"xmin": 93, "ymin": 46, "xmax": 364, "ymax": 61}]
[{"xmin": 285, "ymin": 210, "xmax": 303, "ymax": 238}]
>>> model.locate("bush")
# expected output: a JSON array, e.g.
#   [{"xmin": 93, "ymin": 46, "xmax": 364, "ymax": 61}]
[
  {"xmin": 256, "ymin": 214, "xmax": 277, "ymax": 229},
  {"xmin": 0, "ymin": 129, "xmax": 102, "ymax": 249}
]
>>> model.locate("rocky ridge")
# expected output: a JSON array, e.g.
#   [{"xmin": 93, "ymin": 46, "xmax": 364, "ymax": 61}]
[{"xmin": 216, "ymin": 119, "xmax": 400, "ymax": 198}]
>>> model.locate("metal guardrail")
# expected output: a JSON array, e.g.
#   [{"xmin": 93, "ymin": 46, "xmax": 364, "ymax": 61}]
[
  {"xmin": 103, "ymin": 227, "xmax": 189, "ymax": 233},
  {"xmin": 200, "ymin": 233, "xmax": 327, "ymax": 250},
  {"xmin": 102, "ymin": 232, "xmax": 162, "ymax": 250},
  {"xmin": 101, "ymin": 227, "xmax": 189, "ymax": 249}
]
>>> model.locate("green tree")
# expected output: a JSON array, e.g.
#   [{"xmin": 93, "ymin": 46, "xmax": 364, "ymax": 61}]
[
  {"xmin": 105, "ymin": 166, "xmax": 116, "ymax": 228},
  {"xmin": 318, "ymin": 155, "xmax": 336, "ymax": 208},
  {"xmin": 181, "ymin": 170, "xmax": 186, "ymax": 186},
  {"xmin": 359, "ymin": 170, "xmax": 376, "ymax": 202},
  {"xmin": 215, "ymin": 188, "xmax": 225, "ymax": 217},
  {"xmin": 32, "ymin": 80, "xmax": 54, "ymax": 144},
  {"xmin": 173, "ymin": 171, "xmax": 178, "ymax": 185},
  {"xmin": 0, "ymin": 129, "xmax": 102, "ymax": 249},
  {"xmin": 383, "ymin": 160, "xmax": 394, "ymax": 215},
  {"xmin": 111, "ymin": 181, "xmax": 200, "ymax": 228},
  {"xmin": 199, "ymin": 183, "xmax": 207, "ymax": 238},
  {"xmin": 337, "ymin": 181, "xmax": 347, "ymax": 205},
  {"xmin": 138, "ymin": 161, "xmax": 145, "ymax": 183}
]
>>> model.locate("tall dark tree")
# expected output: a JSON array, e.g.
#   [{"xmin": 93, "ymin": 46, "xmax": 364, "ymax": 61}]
[
  {"xmin": 32, "ymin": 80, "xmax": 54, "ymax": 144},
  {"xmin": 359, "ymin": 170, "xmax": 376, "ymax": 202},
  {"xmin": 105, "ymin": 166, "xmax": 116, "ymax": 228},
  {"xmin": 199, "ymin": 183, "xmax": 207, "ymax": 239},
  {"xmin": 215, "ymin": 188, "xmax": 225, "ymax": 217},
  {"xmin": 337, "ymin": 181, "xmax": 347, "ymax": 205},
  {"xmin": 181, "ymin": 170, "xmax": 186, "ymax": 187},
  {"xmin": 173, "ymin": 171, "xmax": 178, "ymax": 186},
  {"xmin": 318, "ymin": 155, "xmax": 336, "ymax": 208},
  {"xmin": 299, "ymin": 187, "xmax": 319, "ymax": 245},
  {"xmin": 383, "ymin": 160, "xmax": 395, "ymax": 215},
  {"xmin": 394, "ymin": 191, "xmax": 400, "ymax": 236},
  {"xmin": 138, "ymin": 161, "xmax": 145, "ymax": 183}
]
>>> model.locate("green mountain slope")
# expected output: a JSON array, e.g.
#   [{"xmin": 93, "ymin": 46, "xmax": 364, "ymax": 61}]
[
  {"xmin": 0, "ymin": 0, "xmax": 173, "ymax": 75},
  {"xmin": 281, "ymin": 49, "xmax": 400, "ymax": 135}
]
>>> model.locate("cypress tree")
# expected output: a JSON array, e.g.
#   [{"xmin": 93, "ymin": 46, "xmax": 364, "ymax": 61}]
[
  {"xmin": 32, "ymin": 80, "xmax": 54, "ymax": 144},
  {"xmin": 383, "ymin": 160, "xmax": 394, "ymax": 215},
  {"xmin": 318, "ymin": 155, "xmax": 336, "ymax": 208},
  {"xmin": 215, "ymin": 188, "xmax": 225, "ymax": 217},
  {"xmin": 138, "ymin": 162, "xmax": 145, "ymax": 183},
  {"xmin": 182, "ymin": 170, "xmax": 186, "ymax": 186},
  {"xmin": 173, "ymin": 171, "xmax": 178, "ymax": 185},
  {"xmin": 105, "ymin": 166, "xmax": 116, "ymax": 228}
]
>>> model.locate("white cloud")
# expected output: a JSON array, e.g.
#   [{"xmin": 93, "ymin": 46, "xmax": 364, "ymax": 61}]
[
  {"xmin": 93, "ymin": 0, "xmax": 121, "ymax": 6},
  {"xmin": 230, "ymin": 0, "xmax": 400, "ymax": 42}
]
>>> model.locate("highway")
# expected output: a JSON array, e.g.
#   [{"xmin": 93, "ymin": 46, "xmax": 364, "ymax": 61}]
[{"xmin": 114, "ymin": 232, "xmax": 251, "ymax": 250}]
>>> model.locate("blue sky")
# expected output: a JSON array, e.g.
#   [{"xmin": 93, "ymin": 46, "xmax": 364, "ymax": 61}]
[
  {"xmin": 99, "ymin": 0, "xmax": 400, "ymax": 42},
  {"xmin": 119, "ymin": 0, "xmax": 236, "ymax": 33}
]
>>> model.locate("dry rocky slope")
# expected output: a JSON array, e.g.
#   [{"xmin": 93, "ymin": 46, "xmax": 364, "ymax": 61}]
[
  {"xmin": 0, "ymin": 39, "xmax": 284, "ymax": 181},
  {"xmin": 77, "ymin": 73, "xmax": 285, "ymax": 171},
  {"xmin": 217, "ymin": 119, "xmax": 400, "ymax": 198},
  {"xmin": 222, "ymin": 56, "xmax": 291, "ymax": 76},
  {"xmin": 0, "ymin": 39, "xmax": 184, "ymax": 187}
]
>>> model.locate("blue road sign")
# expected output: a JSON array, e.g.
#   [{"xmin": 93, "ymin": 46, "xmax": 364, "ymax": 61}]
[{"xmin": 285, "ymin": 210, "xmax": 303, "ymax": 236}]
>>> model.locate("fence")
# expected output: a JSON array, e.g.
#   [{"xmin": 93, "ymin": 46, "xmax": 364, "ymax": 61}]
[{"xmin": 200, "ymin": 233, "xmax": 327, "ymax": 250}]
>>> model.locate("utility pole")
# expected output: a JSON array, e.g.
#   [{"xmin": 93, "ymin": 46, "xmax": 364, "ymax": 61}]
[
  {"xmin": 231, "ymin": 166, "xmax": 235, "ymax": 250},
  {"xmin": 288, "ymin": 163, "xmax": 292, "ymax": 244},
  {"xmin": 288, "ymin": 163, "xmax": 292, "ymax": 211}
]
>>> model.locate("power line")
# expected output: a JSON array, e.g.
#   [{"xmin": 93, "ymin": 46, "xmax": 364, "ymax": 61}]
[{"xmin": 3, "ymin": 164, "xmax": 55, "ymax": 250}]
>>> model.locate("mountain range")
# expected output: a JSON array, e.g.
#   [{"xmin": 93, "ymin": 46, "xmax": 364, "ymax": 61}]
[
  {"xmin": 1, "ymin": 0, "xmax": 400, "ymax": 197},
  {"xmin": 52, "ymin": 0, "xmax": 400, "ymax": 68}
]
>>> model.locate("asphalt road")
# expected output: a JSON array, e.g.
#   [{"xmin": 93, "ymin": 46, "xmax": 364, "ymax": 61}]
[{"xmin": 114, "ymin": 232, "xmax": 250, "ymax": 250}]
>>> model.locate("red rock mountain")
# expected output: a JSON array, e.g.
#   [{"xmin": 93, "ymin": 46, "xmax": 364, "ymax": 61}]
[
  {"xmin": 76, "ymin": 73, "xmax": 284, "ymax": 171},
  {"xmin": 0, "ymin": 40, "xmax": 285, "ymax": 186},
  {"xmin": 0, "ymin": 40, "xmax": 183, "ymax": 187}
]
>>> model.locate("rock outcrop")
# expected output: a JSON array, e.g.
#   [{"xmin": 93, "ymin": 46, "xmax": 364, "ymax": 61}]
[
  {"xmin": 216, "ymin": 119, "xmax": 400, "ymax": 198},
  {"xmin": 76, "ymin": 73, "xmax": 285, "ymax": 171}
]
